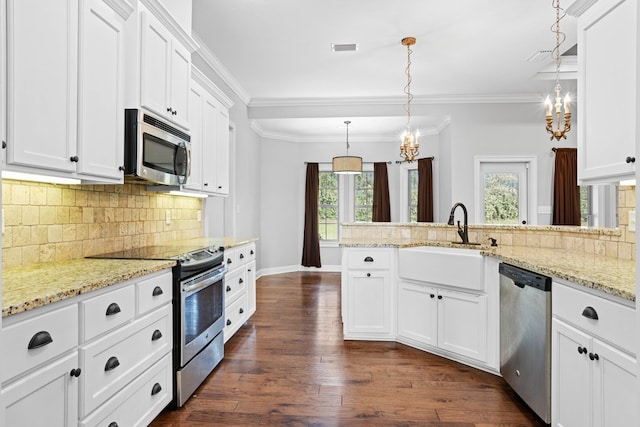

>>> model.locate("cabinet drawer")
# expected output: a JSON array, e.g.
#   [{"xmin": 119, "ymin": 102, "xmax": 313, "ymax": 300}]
[
  {"xmin": 235, "ymin": 244, "xmax": 254, "ymax": 267},
  {"xmin": 224, "ymin": 293, "xmax": 247, "ymax": 342},
  {"xmin": 224, "ymin": 248, "xmax": 237, "ymax": 270},
  {"xmin": 80, "ymin": 304, "xmax": 172, "ymax": 416},
  {"xmin": 553, "ymin": 282, "xmax": 635, "ymax": 354},
  {"xmin": 81, "ymin": 285, "xmax": 136, "ymax": 341},
  {"xmin": 225, "ymin": 268, "xmax": 246, "ymax": 306},
  {"xmin": 2, "ymin": 304, "xmax": 78, "ymax": 383},
  {"xmin": 79, "ymin": 353, "xmax": 172, "ymax": 427},
  {"xmin": 346, "ymin": 249, "xmax": 391, "ymax": 270},
  {"xmin": 137, "ymin": 271, "xmax": 173, "ymax": 316}
]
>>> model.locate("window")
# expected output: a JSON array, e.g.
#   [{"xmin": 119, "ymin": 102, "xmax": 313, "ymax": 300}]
[
  {"xmin": 580, "ymin": 186, "xmax": 593, "ymax": 227},
  {"xmin": 483, "ymin": 172, "xmax": 521, "ymax": 225},
  {"xmin": 354, "ymin": 171, "xmax": 374, "ymax": 222},
  {"xmin": 318, "ymin": 172, "xmax": 339, "ymax": 240},
  {"xmin": 408, "ymin": 168, "xmax": 418, "ymax": 222}
]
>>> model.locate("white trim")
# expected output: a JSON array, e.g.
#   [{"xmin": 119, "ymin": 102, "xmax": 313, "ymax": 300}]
[
  {"xmin": 103, "ymin": 0, "xmax": 134, "ymax": 19},
  {"xmin": 473, "ymin": 156, "xmax": 538, "ymax": 225},
  {"xmin": 398, "ymin": 161, "xmax": 418, "ymax": 222},
  {"xmin": 565, "ymin": 0, "xmax": 599, "ymax": 17},
  {"xmin": 191, "ymin": 31, "xmax": 251, "ymax": 105},
  {"xmin": 139, "ymin": 0, "xmax": 199, "ymax": 52},
  {"xmin": 258, "ymin": 264, "xmax": 342, "ymax": 277},
  {"xmin": 191, "ymin": 65, "xmax": 234, "ymax": 109}
]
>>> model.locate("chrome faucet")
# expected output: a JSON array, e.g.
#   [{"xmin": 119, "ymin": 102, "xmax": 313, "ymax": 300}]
[{"xmin": 447, "ymin": 202, "xmax": 469, "ymax": 244}]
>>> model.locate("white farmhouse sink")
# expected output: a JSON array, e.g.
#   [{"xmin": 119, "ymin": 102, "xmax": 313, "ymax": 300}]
[{"xmin": 398, "ymin": 246, "xmax": 485, "ymax": 291}]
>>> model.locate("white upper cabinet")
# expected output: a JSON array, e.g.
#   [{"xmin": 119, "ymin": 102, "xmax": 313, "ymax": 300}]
[
  {"xmin": 139, "ymin": 8, "xmax": 191, "ymax": 130},
  {"xmin": 4, "ymin": 0, "xmax": 131, "ymax": 183},
  {"xmin": 572, "ymin": 0, "xmax": 637, "ymax": 183}
]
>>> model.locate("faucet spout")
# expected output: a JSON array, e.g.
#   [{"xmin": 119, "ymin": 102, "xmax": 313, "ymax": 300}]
[{"xmin": 448, "ymin": 203, "xmax": 469, "ymax": 244}]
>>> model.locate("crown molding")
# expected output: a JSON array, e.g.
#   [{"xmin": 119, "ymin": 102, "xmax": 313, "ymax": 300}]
[
  {"xmin": 103, "ymin": 0, "xmax": 134, "ymax": 19},
  {"xmin": 192, "ymin": 32, "xmax": 251, "ymax": 106},
  {"xmin": 249, "ymin": 93, "xmax": 544, "ymax": 108},
  {"xmin": 139, "ymin": 0, "xmax": 199, "ymax": 52},
  {"xmin": 191, "ymin": 66, "xmax": 234, "ymax": 109},
  {"xmin": 564, "ymin": 0, "xmax": 598, "ymax": 17}
]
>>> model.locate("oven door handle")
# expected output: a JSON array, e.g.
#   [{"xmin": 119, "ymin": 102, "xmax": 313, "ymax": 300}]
[{"xmin": 182, "ymin": 271, "xmax": 225, "ymax": 293}]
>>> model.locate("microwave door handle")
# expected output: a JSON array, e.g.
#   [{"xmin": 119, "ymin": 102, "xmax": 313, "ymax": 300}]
[{"xmin": 186, "ymin": 142, "xmax": 191, "ymax": 181}]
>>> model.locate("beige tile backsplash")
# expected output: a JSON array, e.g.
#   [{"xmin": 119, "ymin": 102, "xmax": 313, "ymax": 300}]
[{"xmin": 2, "ymin": 180, "xmax": 204, "ymax": 268}]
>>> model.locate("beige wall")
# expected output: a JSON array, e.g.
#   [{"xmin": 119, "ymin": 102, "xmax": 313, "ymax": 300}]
[{"xmin": 2, "ymin": 180, "xmax": 204, "ymax": 268}]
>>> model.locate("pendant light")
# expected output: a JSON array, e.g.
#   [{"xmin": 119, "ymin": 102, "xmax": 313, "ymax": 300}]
[
  {"xmin": 400, "ymin": 36, "xmax": 420, "ymax": 162},
  {"xmin": 332, "ymin": 120, "xmax": 362, "ymax": 174}
]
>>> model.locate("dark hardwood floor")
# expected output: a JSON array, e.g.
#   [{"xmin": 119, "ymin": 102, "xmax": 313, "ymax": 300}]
[{"xmin": 151, "ymin": 272, "xmax": 546, "ymax": 426}]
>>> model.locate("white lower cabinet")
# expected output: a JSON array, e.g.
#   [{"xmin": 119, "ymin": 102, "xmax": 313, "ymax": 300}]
[
  {"xmin": 223, "ymin": 242, "xmax": 257, "ymax": 342},
  {"xmin": 552, "ymin": 281, "xmax": 637, "ymax": 427},
  {"xmin": 0, "ymin": 268, "xmax": 173, "ymax": 426}
]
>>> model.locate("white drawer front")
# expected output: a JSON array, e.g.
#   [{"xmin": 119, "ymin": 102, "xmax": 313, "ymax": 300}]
[
  {"xmin": 224, "ymin": 248, "xmax": 237, "ymax": 270},
  {"xmin": 224, "ymin": 293, "xmax": 247, "ymax": 342},
  {"xmin": 137, "ymin": 271, "xmax": 173, "ymax": 316},
  {"xmin": 245, "ymin": 243, "xmax": 256, "ymax": 264},
  {"xmin": 80, "ymin": 304, "xmax": 172, "ymax": 416},
  {"xmin": 553, "ymin": 282, "xmax": 635, "ymax": 354},
  {"xmin": 346, "ymin": 249, "xmax": 391, "ymax": 270},
  {"xmin": 225, "ymin": 268, "xmax": 246, "ymax": 306},
  {"xmin": 81, "ymin": 285, "xmax": 136, "ymax": 341},
  {"xmin": 2, "ymin": 304, "xmax": 78, "ymax": 383},
  {"xmin": 79, "ymin": 353, "xmax": 172, "ymax": 427},
  {"xmin": 235, "ymin": 244, "xmax": 253, "ymax": 267}
]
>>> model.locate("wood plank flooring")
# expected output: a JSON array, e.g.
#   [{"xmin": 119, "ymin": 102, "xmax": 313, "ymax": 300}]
[{"xmin": 151, "ymin": 272, "xmax": 547, "ymax": 426}]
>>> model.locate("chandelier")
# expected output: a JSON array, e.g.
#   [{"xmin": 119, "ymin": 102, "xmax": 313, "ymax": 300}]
[
  {"xmin": 544, "ymin": 0, "xmax": 571, "ymax": 141},
  {"xmin": 400, "ymin": 36, "xmax": 420, "ymax": 162},
  {"xmin": 332, "ymin": 120, "xmax": 362, "ymax": 174}
]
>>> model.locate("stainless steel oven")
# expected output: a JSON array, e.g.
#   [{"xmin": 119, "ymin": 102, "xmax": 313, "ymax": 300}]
[{"xmin": 176, "ymin": 260, "xmax": 225, "ymax": 407}]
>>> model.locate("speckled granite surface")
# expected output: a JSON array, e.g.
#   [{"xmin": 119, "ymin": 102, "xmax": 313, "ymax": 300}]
[
  {"xmin": 341, "ymin": 239, "xmax": 635, "ymax": 302},
  {"xmin": 2, "ymin": 259, "xmax": 175, "ymax": 317}
]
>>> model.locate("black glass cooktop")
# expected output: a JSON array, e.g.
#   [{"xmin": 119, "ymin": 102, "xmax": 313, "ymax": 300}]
[{"xmin": 90, "ymin": 240, "xmax": 223, "ymax": 261}]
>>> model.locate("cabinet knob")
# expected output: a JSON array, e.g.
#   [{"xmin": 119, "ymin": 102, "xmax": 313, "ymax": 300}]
[
  {"xmin": 151, "ymin": 383, "xmax": 162, "ymax": 396},
  {"xmin": 104, "ymin": 356, "xmax": 120, "ymax": 372},
  {"xmin": 226, "ymin": 285, "xmax": 232, "ymax": 292},
  {"xmin": 430, "ymin": 294, "xmax": 435, "ymax": 298},
  {"xmin": 577, "ymin": 346, "xmax": 587, "ymax": 355},
  {"xmin": 167, "ymin": 107, "xmax": 173, "ymax": 113},
  {"xmin": 152, "ymin": 286, "xmax": 164, "ymax": 297},
  {"xmin": 118, "ymin": 165, "xmax": 125, "ymax": 172},
  {"xmin": 218, "ymin": 185, "xmax": 223, "ymax": 189},
  {"xmin": 108, "ymin": 423, "xmax": 119, "ymax": 427},
  {"xmin": 588, "ymin": 352, "xmax": 600, "ymax": 361},
  {"xmin": 105, "ymin": 302, "xmax": 121, "ymax": 316},
  {"xmin": 239, "ymin": 308, "xmax": 244, "ymax": 314},
  {"xmin": 626, "ymin": 156, "xmax": 636, "ymax": 164},
  {"xmin": 226, "ymin": 319, "xmax": 232, "ymax": 326},
  {"xmin": 239, "ymin": 278, "xmax": 244, "ymax": 284},
  {"xmin": 437, "ymin": 295, "xmax": 443, "ymax": 300},
  {"xmin": 2, "ymin": 141, "xmax": 6, "ymax": 149},
  {"xmin": 366, "ymin": 273, "xmax": 371, "ymax": 277},
  {"xmin": 70, "ymin": 155, "xmax": 79, "ymax": 162},
  {"xmin": 69, "ymin": 368, "xmax": 82, "ymax": 378},
  {"xmin": 27, "ymin": 330, "xmax": 53, "ymax": 350},
  {"xmin": 151, "ymin": 329, "xmax": 163, "ymax": 341},
  {"xmin": 204, "ymin": 182, "xmax": 209, "ymax": 187},
  {"xmin": 581, "ymin": 306, "xmax": 599, "ymax": 320},
  {"xmin": 172, "ymin": 110, "xmax": 177, "ymax": 116}
]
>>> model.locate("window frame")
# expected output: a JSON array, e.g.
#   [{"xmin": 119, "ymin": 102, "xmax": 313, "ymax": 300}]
[{"xmin": 317, "ymin": 167, "xmax": 340, "ymax": 245}]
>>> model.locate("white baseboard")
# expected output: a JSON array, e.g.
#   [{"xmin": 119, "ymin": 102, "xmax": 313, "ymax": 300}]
[{"xmin": 256, "ymin": 264, "xmax": 341, "ymax": 279}]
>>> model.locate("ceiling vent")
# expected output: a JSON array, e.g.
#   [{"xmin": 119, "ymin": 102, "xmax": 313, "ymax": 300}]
[{"xmin": 331, "ymin": 43, "xmax": 358, "ymax": 52}]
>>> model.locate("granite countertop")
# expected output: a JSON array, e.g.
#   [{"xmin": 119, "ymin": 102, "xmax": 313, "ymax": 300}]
[
  {"xmin": 2, "ymin": 259, "xmax": 175, "ymax": 318},
  {"xmin": 341, "ymin": 239, "xmax": 635, "ymax": 302}
]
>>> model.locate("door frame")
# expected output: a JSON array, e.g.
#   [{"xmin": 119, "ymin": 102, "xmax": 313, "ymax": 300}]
[{"xmin": 473, "ymin": 156, "xmax": 538, "ymax": 225}]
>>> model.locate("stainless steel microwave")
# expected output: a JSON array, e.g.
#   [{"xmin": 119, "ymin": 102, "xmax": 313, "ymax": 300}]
[{"xmin": 124, "ymin": 109, "xmax": 191, "ymax": 185}]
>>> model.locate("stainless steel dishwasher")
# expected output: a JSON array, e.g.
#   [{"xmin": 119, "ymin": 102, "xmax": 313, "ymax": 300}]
[{"xmin": 499, "ymin": 263, "xmax": 552, "ymax": 424}]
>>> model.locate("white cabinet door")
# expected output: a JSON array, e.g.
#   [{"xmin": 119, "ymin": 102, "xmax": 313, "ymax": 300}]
[
  {"xmin": 140, "ymin": 11, "xmax": 171, "ymax": 120},
  {"xmin": 6, "ymin": 0, "xmax": 77, "ymax": 172},
  {"xmin": 578, "ymin": 0, "xmax": 637, "ymax": 182},
  {"xmin": 201, "ymin": 95, "xmax": 218, "ymax": 193},
  {"xmin": 214, "ymin": 107, "xmax": 230, "ymax": 195},
  {"xmin": 592, "ymin": 339, "xmax": 637, "ymax": 427},
  {"xmin": 77, "ymin": 0, "xmax": 125, "ymax": 181},
  {"xmin": 346, "ymin": 270, "xmax": 392, "ymax": 336},
  {"xmin": 2, "ymin": 352, "xmax": 79, "ymax": 427},
  {"xmin": 246, "ymin": 260, "xmax": 257, "ymax": 317},
  {"xmin": 552, "ymin": 319, "xmax": 592, "ymax": 427},
  {"xmin": 397, "ymin": 280, "xmax": 437, "ymax": 347},
  {"xmin": 184, "ymin": 80, "xmax": 204, "ymax": 191},
  {"xmin": 169, "ymin": 42, "xmax": 191, "ymax": 129},
  {"xmin": 437, "ymin": 289, "xmax": 487, "ymax": 362}
]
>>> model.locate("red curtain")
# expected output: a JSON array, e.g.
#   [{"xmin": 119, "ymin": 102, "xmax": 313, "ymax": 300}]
[
  {"xmin": 552, "ymin": 148, "xmax": 581, "ymax": 226},
  {"xmin": 417, "ymin": 157, "xmax": 434, "ymax": 222},
  {"xmin": 372, "ymin": 162, "xmax": 391, "ymax": 222},
  {"xmin": 301, "ymin": 163, "xmax": 322, "ymax": 267}
]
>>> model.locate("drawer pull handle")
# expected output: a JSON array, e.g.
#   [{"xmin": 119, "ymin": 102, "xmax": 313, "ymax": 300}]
[
  {"xmin": 239, "ymin": 278, "xmax": 244, "ymax": 284},
  {"xmin": 240, "ymin": 253, "xmax": 245, "ymax": 259},
  {"xmin": 577, "ymin": 346, "xmax": 588, "ymax": 355},
  {"xmin": 437, "ymin": 295, "xmax": 443, "ymax": 300},
  {"xmin": 104, "ymin": 356, "xmax": 120, "ymax": 372},
  {"xmin": 226, "ymin": 285, "xmax": 232, "ymax": 292},
  {"xmin": 589, "ymin": 352, "xmax": 600, "ymax": 361},
  {"xmin": 69, "ymin": 368, "xmax": 82, "ymax": 378},
  {"xmin": 28, "ymin": 331, "xmax": 53, "ymax": 350},
  {"xmin": 152, "ymin": 286, "xmax": 163, "ymax": 297},
  {"xmin": 105, "ymin": 303, "xmax": 121, "ymax": 316},
  {"xmin": 151, "ymin": 329, "xmax": 163, "ymax": 341},
  {"xmin": 226, "ymin": 319, "xmax": 232, "ymax": 326},
  {"xmin": 227, "ymin": 258, "xmax": 232, "ymax": 264},
  {"xmin": 626, "ymin": 156, "xmax": 636, "ymax": 164},
  {"xmin": 239, "ymin": 308, "xmax": 244, "ymax": 314},
  {"xmin": 581, "ymin": 306, "xmax": 599, "ymax": 320},
  {"xmin": 364, "ymin": 256, "xmax": 374, "ymax": 262},
  {"xmin": 250, "ymin": 250, "xmax": 254, "ymax": 255},
  {"xmin": 108, "ymin": 423, "xmax": 119, "ymax": 427},
  {"xmin": 430, "ymin": 294, "xmax": 435, "ymax": 298},
  {"xmin": 151, "ymin": 383, "xmax": 162, "ymax": 396}
]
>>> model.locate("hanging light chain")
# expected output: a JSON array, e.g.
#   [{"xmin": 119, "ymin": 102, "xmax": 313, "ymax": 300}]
[{"xmin": 403, "ymin": 38, "xmax": 414, "ymax": 128}]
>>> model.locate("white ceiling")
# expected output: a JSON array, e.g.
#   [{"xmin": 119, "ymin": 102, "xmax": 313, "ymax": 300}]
[{"xmin": 192, "ymin": 0, "xmax": 577, "ymax": 141}]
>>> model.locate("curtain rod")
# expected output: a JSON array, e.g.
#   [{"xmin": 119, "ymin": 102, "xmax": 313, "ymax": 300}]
[{"xmin": 304, "ymin": 161, "xmax": 392, "ymax": 165}]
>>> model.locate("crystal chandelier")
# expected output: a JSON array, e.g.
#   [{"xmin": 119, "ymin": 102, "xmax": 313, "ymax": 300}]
[
  {"xmin": 400, "ymin": 36, "xmax": 420, "ymax": 162},
  {"xmin": 332, "ymin": 120, "xmax": 362, "ymax": 174},
  {"xmin": 545, "ymin": 0, "xmax": 571, "ymax": 141}
]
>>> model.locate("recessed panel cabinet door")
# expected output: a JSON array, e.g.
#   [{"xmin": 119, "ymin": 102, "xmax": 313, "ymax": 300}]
[
  {"xmin": 169, "ymin": 42, "xmax": 191, "ymax": 129},
  {"xmin": 214, "ymin": 106, "xmax": 230, "ymax": 194},
  {"xmin": 437, "ymin": 289, "xmax": 487, "ymax": 362},
  {"xmin": 140, "ymin": 11, "xmax": 171, "ymax": 119},
  {"xmin": 77, "ymin": 0, "xmax": 125, "ymax": 180},
  {"xmin": 397, "ymin": 280, "xmax": 437, "ymax": 347},
  {"xmin": 6, "ymin": 0, "xmax": 77, "ymax": 172}
]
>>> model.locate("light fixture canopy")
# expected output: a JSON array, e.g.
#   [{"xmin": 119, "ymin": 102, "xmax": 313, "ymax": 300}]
[
  {"xmin": 332, "ymin": 120, "xmax": 362, "ymax": 174},
  {"xmin": 400, "ymin": 36, "xmax": 420, "ymax": 162},
  {"xmin": 545, "ymin": 0, "xmax": 571, "ymax": 141}
]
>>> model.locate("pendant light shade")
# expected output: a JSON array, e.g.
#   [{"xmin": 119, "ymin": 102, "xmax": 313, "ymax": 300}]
[{"xmin": 332, "ymin": 120, "xmax": 362, "ymax": 174}]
